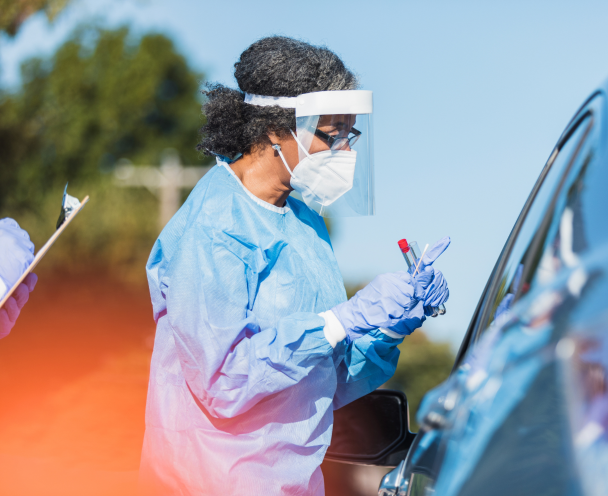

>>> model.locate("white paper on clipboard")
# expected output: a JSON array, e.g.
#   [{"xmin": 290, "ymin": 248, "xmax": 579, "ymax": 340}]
[{"xmin": 0, "ymin": 193, "xmax": 89, "ymax": 309}]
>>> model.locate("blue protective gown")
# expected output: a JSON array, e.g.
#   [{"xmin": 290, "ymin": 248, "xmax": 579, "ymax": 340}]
[{"xmin": 139, "ymin": 162, "xmax": 403, "ymax": 495}]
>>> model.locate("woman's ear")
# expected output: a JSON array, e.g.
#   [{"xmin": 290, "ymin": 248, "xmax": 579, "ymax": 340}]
[
  {"xmin": 267, "ymin": 131, "xmax": 298, "ymax": 158},
  {"xmin": 267, "ymin": 130, "xmax": 294, "ymax": 146},
  {"xmin": 267, "ymin": 131, "xmax": 280, "ymax": 149}
]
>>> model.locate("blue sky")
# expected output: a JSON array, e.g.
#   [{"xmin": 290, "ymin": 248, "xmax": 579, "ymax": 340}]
[{"xmin": 2, "ymin": 0, "xmax": 608, "ymax": 348}]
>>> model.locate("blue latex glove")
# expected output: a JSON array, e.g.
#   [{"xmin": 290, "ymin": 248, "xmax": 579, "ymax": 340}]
[
  {"xmin": 331, "ymin": 271, "xmax": 426, "ymax": 341},
  {"xmin": 0, "ymin": 219, "xmax": 36, "ymax": 339},
  {"xmin": 409, "ymin": 237, "xmax": 451, "ymax": 312},
  {"xmin": 0, "ymin": 218, "xmax": 35, "ymax": 300}
]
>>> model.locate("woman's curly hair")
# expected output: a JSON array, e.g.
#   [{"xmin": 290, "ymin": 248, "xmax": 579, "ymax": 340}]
[{"xmin": 197, "ymin": 36, "xmax": 358, "ymax": 159}]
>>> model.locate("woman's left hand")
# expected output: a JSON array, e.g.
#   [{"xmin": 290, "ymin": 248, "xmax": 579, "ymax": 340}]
[{"xmin": 415, "ymin": 265, "xmax": 449, "ymax": 310}]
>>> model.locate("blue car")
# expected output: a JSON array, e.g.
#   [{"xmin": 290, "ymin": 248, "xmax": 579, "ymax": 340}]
[{"xmin": 325, "ymin": 82, "xmax": 608, "ymax": 496}]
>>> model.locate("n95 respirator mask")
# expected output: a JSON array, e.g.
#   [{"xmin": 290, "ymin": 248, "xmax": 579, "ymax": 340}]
[{"xmin": 273, "ymin": 131, "xmax": 357, "ymax": 207}]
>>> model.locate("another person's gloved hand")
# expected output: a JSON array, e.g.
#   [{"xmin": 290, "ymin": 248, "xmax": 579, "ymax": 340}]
[
  {"xmin": 330, "ymin": 271, "xmax": 426, "ymax": 342},
  {"xmin": 0, "ymin": 273, "xmax": 37, "ymax": 339},
  {"xmin": 0, "ymin": 218, "xmax": 35, "ymax": 299},
  {"xmin": 0, "ymin": 218, "xmax": 37, "ymax": 339},
  {"xmin": 409, "ymin": 236, "xmax": 451, "ymax": 314}
]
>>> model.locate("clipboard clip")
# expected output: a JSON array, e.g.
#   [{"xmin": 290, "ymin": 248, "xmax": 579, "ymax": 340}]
[{"xmin": 56, "ymin": 183, "xmax": 82, "ymax": 230}]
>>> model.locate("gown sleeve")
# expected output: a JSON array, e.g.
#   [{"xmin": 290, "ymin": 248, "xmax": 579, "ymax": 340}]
[
  {"xmin": 158, "ymin": 226, "xmax": 335, "ymax": 420},
  {"xmin": 332, "ymin": 329, "xmax": 404, "ymax": 410}
]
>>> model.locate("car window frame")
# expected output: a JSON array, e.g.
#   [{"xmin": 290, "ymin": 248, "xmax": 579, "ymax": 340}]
[
  {"xmin": 477, "ymin": 114, "xmax": 594, "ymax": 333},
  {"xmin": 453, "ymin": 92, "xmax": 603, "ymax": 370},
  {"xmin": 516, "ymin": 96, "xmax": 605, "ymax": 300}
]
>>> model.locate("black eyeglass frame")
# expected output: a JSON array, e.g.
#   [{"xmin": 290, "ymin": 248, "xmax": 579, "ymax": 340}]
[{"xmin": 313, "ymin": 127, "xmax": 361, "ymax": 150}]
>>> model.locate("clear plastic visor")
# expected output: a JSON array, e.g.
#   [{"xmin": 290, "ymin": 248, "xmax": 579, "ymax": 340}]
[{"xmin": 294, "ymin": 113, "xmax": 374, "ymax": 217}]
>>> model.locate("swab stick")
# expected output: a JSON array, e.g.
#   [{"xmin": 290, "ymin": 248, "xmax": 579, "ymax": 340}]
[{"xmin": 413, "ymin": 243, "xmax": 429, "ymax": 276}]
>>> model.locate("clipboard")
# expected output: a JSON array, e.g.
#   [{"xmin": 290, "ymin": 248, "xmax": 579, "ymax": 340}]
[{"xmin": 0, "ymin": 191, "xmax": 89, "ymax": 309}]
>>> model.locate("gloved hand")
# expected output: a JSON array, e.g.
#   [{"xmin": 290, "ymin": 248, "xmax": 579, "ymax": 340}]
[
  {"xmin": 409, "ymin": 237, "xmax": 451, "ymax": 313},
  {"xmin": 0, "ymin": 218, "xmax": 35, "ymax": 300},
  {"xmin": 331, "ymin": 271, "xmax": 426, "ymax": 342},
  {"xmin": 0, "ymin": 273, "xmax": 37, "ymax": 339}
]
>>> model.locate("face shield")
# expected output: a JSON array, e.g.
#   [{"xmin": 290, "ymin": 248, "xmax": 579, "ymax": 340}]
[{"xmin": 244, "ymin": 90, "xmax": 374, "ymax": 217}]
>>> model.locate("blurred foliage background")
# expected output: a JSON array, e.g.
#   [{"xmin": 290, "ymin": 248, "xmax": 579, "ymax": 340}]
[
  {"xmin": 0, "ymin": 24, "xmax": 210, "ymax": 282},
  {"xmin": 388, "ymin": 333, "xmax": 453, "ymax": 430},
  {"xmin": 0, "ymin": 0, "xmax": 68, "ymax": 36}
]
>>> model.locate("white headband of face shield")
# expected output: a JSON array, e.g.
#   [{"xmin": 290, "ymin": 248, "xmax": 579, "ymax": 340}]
[
  {"xmin": 243, "ymin": 90, "xmax": 373, "ymax": 117},
  {"xmin": 244, "ymin": 93, "xmax": 297, "ymax": 109}
]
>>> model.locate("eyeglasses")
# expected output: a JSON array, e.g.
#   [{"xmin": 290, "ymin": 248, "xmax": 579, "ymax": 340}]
[{"xmin": 314, "ymin": 127, "xmax": 361, "ymax": 151}]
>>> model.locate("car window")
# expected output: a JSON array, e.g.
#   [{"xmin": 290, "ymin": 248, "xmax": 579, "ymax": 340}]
[
  {"xmin": 519, "ymin": 98, "xmax": 604, "ymax": 298},
  {"xmin": 521, "ymin": 129, "xmax": 599, "ymax": 296},
  {"xmin": 473, "ymin": 110, "xmax": 595, "ymax": 342}
]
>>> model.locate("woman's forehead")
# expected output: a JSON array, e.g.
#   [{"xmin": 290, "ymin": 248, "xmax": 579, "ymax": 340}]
[{"xmin": 317, "ymin": 114, "xmax": 357, "ymax": 128}]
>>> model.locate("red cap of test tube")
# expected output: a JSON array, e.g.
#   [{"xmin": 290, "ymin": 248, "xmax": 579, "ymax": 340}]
[{"xmin": 398, "ymin": 239, "xmax": 410, "ymax": 253}]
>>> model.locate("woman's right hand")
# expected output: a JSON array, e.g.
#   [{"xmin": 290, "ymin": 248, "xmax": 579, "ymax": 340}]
[{"xmin": 330, "ymin": 271, "xmax": 426, "ymax": 342}]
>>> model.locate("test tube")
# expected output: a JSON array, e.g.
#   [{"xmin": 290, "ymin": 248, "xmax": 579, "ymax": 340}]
[
  {"xmin": 398, "ymin": 239, "xmax": 419, "ymax": 269},
  {"xmin": 398, "ymin": 239, "xmax": 446, "ymax": 317}
]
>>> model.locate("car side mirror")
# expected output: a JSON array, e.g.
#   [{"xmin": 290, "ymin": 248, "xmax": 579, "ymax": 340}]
[{"xmin": 325, "ymin": 389, "xmax": 416, "ymax": 467}]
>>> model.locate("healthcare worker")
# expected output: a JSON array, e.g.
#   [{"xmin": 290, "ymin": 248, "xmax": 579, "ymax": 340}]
[
  {"xmin": 139, "ymin": 36, "xmax": 450, "ymax": 495},
  {"xmin": 0, "ymin": 218, "xmax": 37, "ymax": 339}
]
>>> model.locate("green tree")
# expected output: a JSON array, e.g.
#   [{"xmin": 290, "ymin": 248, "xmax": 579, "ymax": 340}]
[
  {"xmin": 386, "ymin": 331, "xmax": 454, "ymax": 430},
  {"xmin": 0, "ymin": 26, "xmax": 210, "ymax": 281},
  {"xmin": 0, "ymin": 0, "xmax": 68, "ymax": 36}
]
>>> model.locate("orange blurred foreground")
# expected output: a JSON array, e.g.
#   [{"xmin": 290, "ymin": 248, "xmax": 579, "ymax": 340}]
[{"xmin": 0, "ymin": 274, "xmax": 154, "ymax": 496}]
